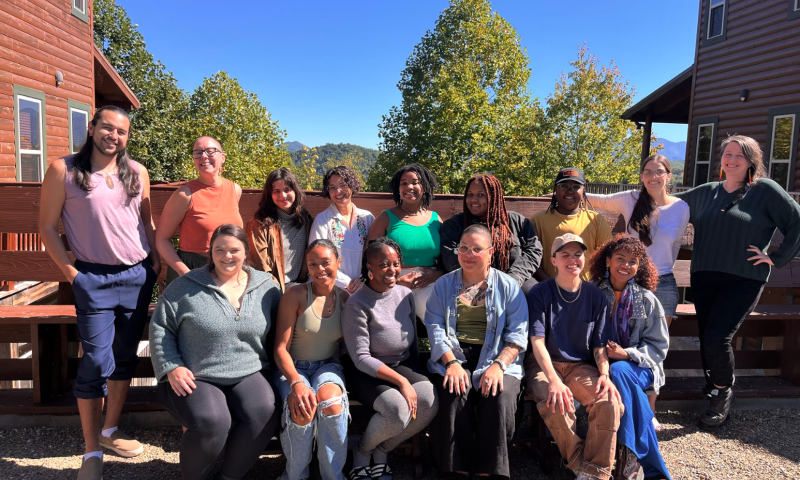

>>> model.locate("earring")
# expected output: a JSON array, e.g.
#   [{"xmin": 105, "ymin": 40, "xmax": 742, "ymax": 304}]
[
  {"xmin": 748, "ymin": 167, "xmax": 753, "ymax": 184},
  {"xmin": 604, "ymin": 268, "xmax": 610, "ymax": 279},
  {"xmin": 718, "ymin": 166, "xmax": 723, "ymax": 183},
  {"xmin": 368, "ymin": 271, "xmax": 373, "ymax": 280}
]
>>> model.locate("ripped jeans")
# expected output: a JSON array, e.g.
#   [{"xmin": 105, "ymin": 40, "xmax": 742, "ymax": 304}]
[{"xmin": 274, "ymin": 357, "xmax": 348, "ymax": 480}]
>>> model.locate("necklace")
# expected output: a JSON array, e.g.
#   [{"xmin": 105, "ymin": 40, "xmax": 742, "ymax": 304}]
[
  {"xmin": 400, "ymin": 203, "xmax": 423, "ymax": 215},
  {"xmin": 93, "ymin": 165, "xmax": 118, "ymax": 189},
  {"xmin": 556, "ymin": 281, "xmax": 582, "ymax": 304},
  {"xmin": 311, "ymin": 284, "xmax": 335, "ymax": 315}
]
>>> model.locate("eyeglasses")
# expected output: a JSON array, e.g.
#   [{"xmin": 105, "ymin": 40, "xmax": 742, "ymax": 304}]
[
  {"xmin": 557, "ymin": 183, "xmax": 583, "ymax": 192},
  {"xmin": 192, "ymin": 147, "xmax": 222, "ymax": 159},
  {"xmin": 327, "ymin": 184, "xmax": 351, "ymax": 193},
  {"xmin": 457, "ymin": 244, "xmax": 492, "ymax": 256},
  {"xmin": 642, "ymin": 169, "xmax": 668, "ymax": 178}
]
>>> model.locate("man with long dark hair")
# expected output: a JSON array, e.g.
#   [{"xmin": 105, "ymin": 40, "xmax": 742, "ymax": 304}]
[{"xmin": 40, "ymin": 106, "xmax": 160, "ymax": 480}]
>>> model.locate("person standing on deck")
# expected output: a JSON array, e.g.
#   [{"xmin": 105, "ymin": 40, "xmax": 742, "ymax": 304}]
[{"xmin": 39, "ymin": 106, "xmax": 160, "ymax": 480}]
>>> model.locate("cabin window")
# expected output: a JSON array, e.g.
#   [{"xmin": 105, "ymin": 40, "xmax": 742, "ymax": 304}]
[
  {"xmin": 13, "ymin": 86, "xmax": 47, "ymax": 182},
  {"xmin": 694, "ymin": 123, "xmax": 715, "ymax": 186},
  {"xmin": 790, "ymin": 0, "xmax": 800, "ymax": 20},
  {"xmin": 68, "ymin": 101, "xmax": 91, "ymax": 154},
  {"xmin": 702, "ymin": 0, "xmax": 727, "ymax": 46},
  {"xmin": 767, "ymin": 107, "xmax": 799, "ymax": 191},
  {"xmin": 72, "ymin": 0, "xmax": 88, "ymax": 23}
]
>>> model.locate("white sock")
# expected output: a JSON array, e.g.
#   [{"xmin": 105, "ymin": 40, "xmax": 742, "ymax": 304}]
[
  {"xmin": 83, "ymin": 451, "xmax": 102, "ymax": 461},
  {"xmin": 101, "ymin": 427, "xmax": 118, "ymax": 438}
]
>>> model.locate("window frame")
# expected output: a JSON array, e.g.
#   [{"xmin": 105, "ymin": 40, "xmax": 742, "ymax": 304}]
[
  {"xmin": 766, "ymin": 106, "xmax": 800, "ymax": 191},
  {"xmin": 692, "ymin": 116, "xmax": 719, "ymax": 187},
  {"xmin": 67, "ymin": 100, "xmax": 92, "ymax": 155},
  {"xmin": 702, "ymin": 0, "xmax": 728, "ymax": 47},
  {"xmin": 71, "ymin": 0, "xmax": 88, "ymax": 23},
  {"xmin": 789, "ymin": 0, "xmax": 800, "ymax": 20},
  {"xmin": 12, "ymin": 85, "xmax": 48, "ymax": 183}
]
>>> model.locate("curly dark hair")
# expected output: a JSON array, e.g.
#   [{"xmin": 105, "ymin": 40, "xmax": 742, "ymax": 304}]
[
  {"xmin": 360, "ymin": 237, "xmax": 403, "ymax": 286},
  {"xmin": 390, "ymin": 163, "xmax": 438, "ymax": 210},
  {"xmin": 587, "ymin": 234, "xmax": 659, "ymax": 291},
  {"xmin": 322, "ymin": 165, "xmax": 362, "ymax": 199}
]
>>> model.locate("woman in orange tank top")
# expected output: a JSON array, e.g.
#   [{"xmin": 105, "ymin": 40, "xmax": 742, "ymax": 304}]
[{"xmin": 157, "ymin": 136, "xmax": 243, "ymax": 285}]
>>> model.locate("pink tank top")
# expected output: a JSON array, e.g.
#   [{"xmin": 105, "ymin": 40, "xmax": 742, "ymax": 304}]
[{"xmin": 62, "ymin": 155, "xmax": 150, "ymax": 265}]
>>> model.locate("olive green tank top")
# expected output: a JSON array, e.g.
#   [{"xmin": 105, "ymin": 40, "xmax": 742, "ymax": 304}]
[
  {"xmin": 456, "ymin": 298, "xmax": 487, "ymax": 345},
  {"xmin": 289, "ymin": 285, "xmax": 343, "ymax": 361}
]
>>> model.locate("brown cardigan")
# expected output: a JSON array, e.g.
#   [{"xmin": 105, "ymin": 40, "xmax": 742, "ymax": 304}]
[{"xmin": 245, "ymin": 216, "xmax": 311, "ymax": 291}]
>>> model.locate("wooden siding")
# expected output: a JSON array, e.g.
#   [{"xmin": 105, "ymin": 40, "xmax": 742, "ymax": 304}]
[
  {"xmin": 686, "ymin": 0, "xmax": 800, "ymax": 189},
  {"xmin": 0, "ymin": 0, "xmax": 94, "ymax": 183}
]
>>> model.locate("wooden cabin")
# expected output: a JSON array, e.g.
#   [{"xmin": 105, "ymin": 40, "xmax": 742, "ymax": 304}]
[
  {"xmin": 623, "ymin": 0, "xmax": 800, "ymax": 191},
  {"xmin": 0, "ymin": 0, "xmax": 138, "ymax": 293},
  {"xmin": 0, "ymin": 0, "xmax": 139, "ymax": 184}
]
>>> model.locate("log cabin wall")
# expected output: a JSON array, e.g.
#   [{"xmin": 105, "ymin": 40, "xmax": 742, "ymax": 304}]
[
  {"xmin": 0, "ymin": 0, "xmax": 95, "ymax": 183},
  {"xmin": 685, "ymin": 0, "xmax": 800, "ymax": 190}
]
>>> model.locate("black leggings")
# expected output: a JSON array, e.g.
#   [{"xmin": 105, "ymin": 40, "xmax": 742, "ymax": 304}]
[
  {"xmin": 158, "ymin": 371, "xmax": 280, "ymax": 480},
  {"xmin": 691, "ymin": 271, "xmax": 765, "ymax": 388}
]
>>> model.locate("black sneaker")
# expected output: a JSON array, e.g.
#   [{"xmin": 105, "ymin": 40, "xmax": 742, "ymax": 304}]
[{"xmin": 698, "ymin": 386, "xmax": 734, "ymax": 430}]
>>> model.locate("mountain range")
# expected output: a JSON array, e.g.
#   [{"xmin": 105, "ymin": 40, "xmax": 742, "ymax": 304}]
[{"xmin": 657, "ymin": 138, "xmax": 686, "ymax": 161}]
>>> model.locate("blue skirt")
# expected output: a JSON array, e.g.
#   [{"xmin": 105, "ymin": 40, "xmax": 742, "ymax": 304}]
[{"xmin": 609, "ymin": 360, "xmax": 672, "ymax": 480}]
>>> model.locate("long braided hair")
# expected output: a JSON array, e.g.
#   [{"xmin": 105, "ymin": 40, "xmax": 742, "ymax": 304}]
[
  {"xmin": 463, "ymin": 174, "xmax": 513, "ymax": 272},
  {"xmin": 360, "ymin": 237, "xmax": 403, "ymax": 287},
  {"xmin": 629, "ymin": 155, "xmax": 671, "ymax": 247}
]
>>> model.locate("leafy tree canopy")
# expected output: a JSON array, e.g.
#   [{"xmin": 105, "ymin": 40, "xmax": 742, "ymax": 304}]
[
  {"xmin": 93, "ymin": 0, "xmax": 190, "ymax": 182},
  {"xmin": 370, "ymin": 0, "xmax": 539, "ymax": 194},
  {"xmin": 185, "ymin": 72, "xmax": 290, "ymax": 189}
]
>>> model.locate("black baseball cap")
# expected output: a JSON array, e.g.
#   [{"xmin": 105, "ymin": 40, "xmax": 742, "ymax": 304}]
[{"xmin": 555, "ymin": 167, "xmax": 586, "ymax": 186}]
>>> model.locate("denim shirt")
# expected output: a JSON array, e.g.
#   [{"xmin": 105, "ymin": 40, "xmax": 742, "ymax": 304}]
[
  {"xmin": 425, "ymin": 268, "xmax": 529, "ymax": 389},
  {"xmin": 596, "ymin": 279, "xmax": 669, "ymax": 394}
]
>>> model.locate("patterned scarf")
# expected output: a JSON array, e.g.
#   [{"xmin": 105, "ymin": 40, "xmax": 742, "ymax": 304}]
[{"xmin": 613, "ymin": 281, "xmax": 635, "ymax": 348}]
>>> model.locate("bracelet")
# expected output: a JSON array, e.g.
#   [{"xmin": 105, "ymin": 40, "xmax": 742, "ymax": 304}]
[
  {"xmin": 444, "ymin": 359, "xmax": 460, "ymax": 369},
  {"xmin": 289, "ymin": 379, "xmax": 304, "ymax": 390}
]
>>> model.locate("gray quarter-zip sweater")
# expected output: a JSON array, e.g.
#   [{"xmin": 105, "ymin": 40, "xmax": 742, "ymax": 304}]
[{"xmin": 149, "ymin": 266, "xmax": 282, "ymax": 385}]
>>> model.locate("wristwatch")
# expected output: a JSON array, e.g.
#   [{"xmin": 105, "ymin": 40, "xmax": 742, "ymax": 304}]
[{"xmin": 493, "ymin": 358, "xmax": 508, "ymax": 372}]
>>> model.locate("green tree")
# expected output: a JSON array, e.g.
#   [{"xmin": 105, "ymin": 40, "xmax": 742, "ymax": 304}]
[
  {"xmin": 527, "ymin": 45, "xmax": 659, "ymax": 195},
  {"xmin": 294, "ymin": 146, "xmax": 322, "ymax": 191},
  {"xmin": 93, "ymin": 0, "xmax": 191, "ymax": 181},
  {"xmin": 370, "ymin": 0, "xmax": 540, "ymax": 194},
  {"xmin": 185, "ymin": 72, "xmax": 290, "ymax": 188}
]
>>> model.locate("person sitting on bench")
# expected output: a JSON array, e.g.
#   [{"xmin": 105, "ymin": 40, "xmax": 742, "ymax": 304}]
[
  {"xmin": 425, "ymin": 223, "xmax": 529, "ymax": 478},
  {"xmin": 525, "ymin": 233, "xmax": 622, "ymax": 480},
  {"xmin": 589, "ymin": 235, "xmax": 672, "ymax": 480}
]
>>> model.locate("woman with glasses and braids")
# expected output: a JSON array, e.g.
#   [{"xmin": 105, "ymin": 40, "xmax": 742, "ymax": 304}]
[
  {"xmin": 368, "ymin": 163, "xmax": 443, "ymax": 319},
  {"xmin": 532, "ymin": 168, "xmax": 612, "ymax": 281},
  {"xmin": 246, "ymin": 168, "xmax": 313, "ymax": 291},
  {"xmin": 425, "ymin": 224, "xmax": 528, "ymax": 478},
  {"xmin": 441, "ymin": 174, "xmax": 543, "ymax": 295},
  {"xmin": 585, "ymin": 155, "xmax": 689, "ymax": 431},
  {"xmin": 342, "ymin": 237, "xmax": 438, "ymax": 480},
  {"xmin": 157, "ymin": 136, "xmax": 243, "ymax": 285},
  {"xmin": 673, "ymin": 135, "xmax": 800, "ymax": 430},
  {"xmin": 309, "ymin": 165, "xmax": 374, "ymax": 292}
]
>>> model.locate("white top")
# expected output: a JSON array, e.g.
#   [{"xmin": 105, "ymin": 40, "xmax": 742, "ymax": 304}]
[
  {"xmin": 308, "ymin": 203, "xmax": 374, "ymax": 288},
  {"xmin": 587, "ymin": 191, "xmax": 690, "ymax": 276}
]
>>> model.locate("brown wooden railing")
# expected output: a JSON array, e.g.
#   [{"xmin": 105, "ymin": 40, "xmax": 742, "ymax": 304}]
[{"xmin": 0, "ymin": 233, "xmax": 44, "ymax": 291}]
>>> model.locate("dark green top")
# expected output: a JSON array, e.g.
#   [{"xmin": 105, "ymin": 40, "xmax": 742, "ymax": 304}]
[
  {"xmin": 456, "ymin": 299, "xmax": 487, "ymax": 345},
  {"xmin": 675, "ymin": 179, "xmax": 800, "ymax": 282}
]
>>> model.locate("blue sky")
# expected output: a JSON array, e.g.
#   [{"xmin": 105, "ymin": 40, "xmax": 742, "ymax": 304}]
[{"xmin": 119, "ymin": 0, "xmax": 699, "ymax": 149}]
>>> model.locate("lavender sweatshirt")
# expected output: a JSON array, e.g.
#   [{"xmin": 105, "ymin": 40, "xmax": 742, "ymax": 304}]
[{"xmin": 342, "ymin": 284, "xmax": 417, "ymax": 377}]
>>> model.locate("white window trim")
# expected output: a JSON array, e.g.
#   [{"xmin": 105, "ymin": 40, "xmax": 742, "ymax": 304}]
[
  {"xmin": 694, "ymin": 123, "xmax": 715, "ymax": 186},
  {"xmin": 708, "ymin": 0, "xmax": 726, "ymax": 39},
  {"xmin": 796, "ymin": 0, "xmax": 800, "ymax": 12},
  {"xmin": 17, "ymin": 94, "xmax": 45, "ymax": 182},
  {"xmin": 69, "ymin": 106, "xmax": 90, "ymax": 154},
  {"xmin": 73, "ymin": 0, "xmax": 86, "ymax": 15},
  {"xmin": 769, "ymin": 113, "xmax": 796, "ymax": 190}
]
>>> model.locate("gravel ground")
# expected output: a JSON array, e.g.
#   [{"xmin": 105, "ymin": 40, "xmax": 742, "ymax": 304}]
[{"xmin": 2, "ymin": 409, "xmax": 799, "ymax": 479}]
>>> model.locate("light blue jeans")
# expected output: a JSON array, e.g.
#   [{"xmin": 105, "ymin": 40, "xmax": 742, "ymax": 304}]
[{"xmin": 274, "ymin": 357, "xmax": 348, "ymax": 480}]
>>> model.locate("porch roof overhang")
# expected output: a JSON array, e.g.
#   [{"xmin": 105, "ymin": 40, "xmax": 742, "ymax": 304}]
[
  {"xmin": 622, "ymin": 65, "xmax": 692, "ymax": 124},
  {"xmin": 93, "ymin": 44, "xmax": 140, "ymax": 110}
]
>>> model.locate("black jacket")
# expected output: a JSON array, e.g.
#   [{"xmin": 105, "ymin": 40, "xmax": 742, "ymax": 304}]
[{"xmin": 440, "ymin": 211, "xmax": 543, "ymax": 286}]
